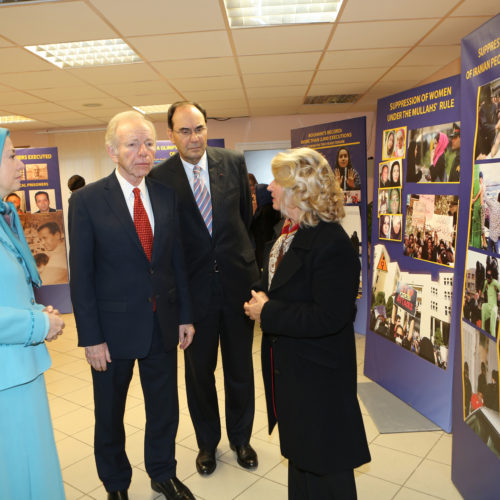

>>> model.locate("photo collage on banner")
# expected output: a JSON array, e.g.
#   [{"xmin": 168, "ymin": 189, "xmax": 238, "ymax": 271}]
[
  {"xmin": 5, "ymin": 147, "xmax": 71, "ymax": 313},
  {"xmin": 290, "ymin": 118, "xmax": 368, "ymax": 333},
  {"xmin": 366, "ymin": 75, "xmax": 461, "ymax": 431},
  {"xmin": 452, "ymin": 16, "xmax": 500, "ymax": 496}
]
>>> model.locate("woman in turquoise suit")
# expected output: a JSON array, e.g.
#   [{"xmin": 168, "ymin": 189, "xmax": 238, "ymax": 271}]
[{"xmin": 0, "ymin": 128, "xmax": 66, "ymax": 499}]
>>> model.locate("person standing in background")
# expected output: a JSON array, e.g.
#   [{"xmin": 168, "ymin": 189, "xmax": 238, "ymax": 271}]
[
  {"xmin": 69, "ymin": 111, "xmax": 195, "ymax": 500},
  {"xmin": 150, "ymin": 101, "xmax": 259, "ymax": 476},
  {"xmin": 0, "ymin": 127, "xmax": 66, "ymax": 500}
]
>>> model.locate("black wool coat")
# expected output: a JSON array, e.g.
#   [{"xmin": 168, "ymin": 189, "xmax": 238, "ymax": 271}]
[{"xmin": 257, "ymin": 220, "xmax": 371, "ymax": 475}]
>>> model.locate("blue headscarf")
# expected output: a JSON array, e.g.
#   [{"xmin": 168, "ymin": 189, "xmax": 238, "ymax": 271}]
[{"xmin": 0, "ymin": 127, "xmax": 42, "ymax": 287}]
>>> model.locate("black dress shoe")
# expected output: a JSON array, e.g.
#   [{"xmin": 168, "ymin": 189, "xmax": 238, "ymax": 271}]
[
  {"xmin": 230, "ymin": 443, "xmax": 258, "ymax": 469},
  {"xmin": 196, "ymin": 448, "xmax": 216, "ymax": 475},
  {"xmin": 107, "ymin": 491, "xmax": 128, "ymax": 500},
  {"xmin": 151, "ymin": 477, "xmax": 195, "ymax": 500}
]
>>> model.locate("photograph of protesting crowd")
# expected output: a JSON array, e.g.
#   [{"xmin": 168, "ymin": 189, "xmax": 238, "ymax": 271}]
[{"xmin": 404, "ymin": 194, "xmax": 458, "ymax": 267}]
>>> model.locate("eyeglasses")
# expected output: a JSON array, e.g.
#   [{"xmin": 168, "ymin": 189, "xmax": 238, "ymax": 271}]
[{"xmin": 173, "ymin": 126, "xmax": 207, "ymax": 138}]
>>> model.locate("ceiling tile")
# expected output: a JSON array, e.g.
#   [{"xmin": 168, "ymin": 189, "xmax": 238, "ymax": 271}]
[
  {"xmin": 89, "ymin": 0, "xmax": 226, "ymax": 36},
  {"xmin": 0, "ymin": 48, "xmax": 55, "ymax": 73},
  {"xmin": 3, "ymin": 102, "xmax": 69, "ymax": 115},
  {"xmin": 307, "ymin": 82, "xmax": 371, "ymax": 95},
  {"xmin": 26, "ymin": 111, "xmax": 95, "ymax": 121},
  {"xmin": 244, "ymin": 71, "xmax": 314, "ymax": 88},
  {"xmin": 130, "ymin": 32, "xmax": 232, "ymax": 62},
  {"xmin": 452, "ymin": 0, "xmax": 500, "ymax": 16},
  {"xmin": 121, "ymin": 93, "xmax": 183, "ymax": 106},
  {"xmin": 29, "ymin": 86, "xmax": 110, "ymax": 101},
  {"xmin": 298, "ymin": 103, "xmax": 355, "ymax": 114},
  {"xmin": 314, "ymin": 67, "xmax": 387, "ymax": 84},
  {"xmin": 340, "ymin": 0, "xmax": 455, "ymax": 22},
  {"xmin": 0, "ymin": 2, "xmax": 117, "ymax": 45},
  {"xmin": 329, "ymin": 19, "xmax": 437, "ymax": 50},
  {"xmin": 398, "ymin": 45, "xmax": 460, "ymax": 66},
  {"xmin": 153, "ymin": 58, "xmax": 237, "ymax": 79},
  {"xmin": 381, "ymin": 65, "xmax": 445, "ymax": 82},
  {"xmin": 0, "ymin": 36, "xmax": 13, "ymax": 48},
  {"xmin": 95, "ymin": 81, "xmax": 178, "ymax": 97},
  {"xmin": 183, "ymin": 88, "xmax": 246, "ymax": 102},
  {"xmin": 57, "ymin": 97, "xmax": 127, "ymax": 112},
  {"xmin": 247, "ymin": 86, "xmax": 307, "ymax": 99},
  {"xmin": 67, "ymin": 63, "xmax": 160, "ymax": 85},
  {"xmin": 239, "ymin": 53, "xmax": 322, "ymax": 73},
  {"xmin": 421, "ymin": 17, "xmax": 493, "ymax": 45},
  {"xmin": 321, "ymin": 48, "xmax": 408, "ymax": 70},
  {"xmin": 208, "ymin": 107, "xmax": 249, "ymax": 118},
  {"xmin": 0, "ymin": 70, "xmax": 83, "ymax": 90},
  {"xmin": 170, "ymin": 75, "xmax": 242, "ymax": 92},
  {"xmin": 250, "ymin": 105, "xmax": 300, "ymax": 116},
  {"xmin": 0, "ymin": 91, "xmax": 43, "ymax": 106},
  {"xmin": 233, "ymin": 25, "xmax": 332, "ymax": 56},
  {"xmin": 248, "ymin": 96, "xmax": 303, "ymax": 107}
]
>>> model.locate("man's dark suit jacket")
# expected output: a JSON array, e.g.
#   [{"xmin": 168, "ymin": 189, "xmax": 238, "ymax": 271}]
[
  {"xmin": 257, "ymin": 221, "xmax": 370, "ymax": 475},
  {"xmin": 149, "ymin": 146, "xmax": 259, "ymax": 321},
  {"xmin": 68, "ymin": 172, "xmax": 191, "ymax": 357}
]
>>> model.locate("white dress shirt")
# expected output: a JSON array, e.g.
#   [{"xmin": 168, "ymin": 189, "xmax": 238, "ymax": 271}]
[
  {"xmin": 115, "ymin": 169, "xmax": 155, "ymax": 234},
  {"xmin": 180, "ymin": 152, "xmax": 211, "ymax": 196}
]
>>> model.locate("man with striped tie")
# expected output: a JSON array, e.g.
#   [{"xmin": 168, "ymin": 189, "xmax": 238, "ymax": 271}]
[{"xmin": 150, "ymin": 101, "xmax": 259, "ymax": 476}]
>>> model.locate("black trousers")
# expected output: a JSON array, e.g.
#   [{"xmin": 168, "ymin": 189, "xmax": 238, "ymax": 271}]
[
  {"xmin": 184, "ymin": 278, "xmax": 255, "ymax": 450},
  {"xmin": 92, "ymin": 319, "xmax": 178, "ymax": 492},
  {"xmin": 288, "ymin": 461, "xmax": 357, "ymax": 500}
]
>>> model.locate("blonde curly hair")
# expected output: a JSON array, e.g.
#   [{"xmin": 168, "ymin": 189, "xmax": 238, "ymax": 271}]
[{"xmin": 271, "ymin": 147, "xmax": 345, "ymax": 227}]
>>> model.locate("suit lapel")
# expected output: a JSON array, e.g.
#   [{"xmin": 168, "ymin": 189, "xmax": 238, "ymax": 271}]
[
  {"xmin": 103, "ymin": 172, "xmax": 148, "ymax": 262},
  {"xmin": 268, "ymin": 225, "xmax": 318, "ymax": 293},
  {"xmin": 207, "ymin": 147, "xmax": 222, "ymax": 237}
]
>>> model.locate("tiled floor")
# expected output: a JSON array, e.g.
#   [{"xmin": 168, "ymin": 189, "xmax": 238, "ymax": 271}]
[{"xmin": 45, "ymin": 314, "xmax": 463, "ymax": 499}]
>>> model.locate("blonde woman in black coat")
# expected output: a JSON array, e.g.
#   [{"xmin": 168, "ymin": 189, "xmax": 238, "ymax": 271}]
[{"xmin": 244, "ymin": 148, "xmax": 370, "ymax": 500}]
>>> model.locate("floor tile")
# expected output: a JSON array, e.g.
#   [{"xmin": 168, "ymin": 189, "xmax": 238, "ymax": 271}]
[
  {"xmin": 354, "ymin": 471, "xmax": 401, "ymax": 499},
  {"xmin": 357, "ymin": 443, "xmax": 422, "ymax": 485},
  {"xmin": 393, "ymin": 487, "xmax": 445, "ymax": 499},
  {"xmin": 427, "ymin": 434, "xmax": 453, "ymax": 466},
  {"xmin": 53, "ymin": 406, "xmax": 95, "ymax": 435},
  {"xmin": 373, "ymin": 430, "xmax": 442, "ymax": 457},
  {"xmin": 234, "ymin": 477, "xmax": 287, "ymax": 499},
  {"xmin": 62, "ymin": 455, "xmax": 102, "ymax": 494},
  {"xmin": 405, "ymin": 459, "xmax": 463, "ymax": 499},
  {"xmin": 57, "ymin": 435, "xmax": 94, "ymax": 469},
  {"xmin": 263, "ymin": 460, "xmax": 288, "ymax": 486}
]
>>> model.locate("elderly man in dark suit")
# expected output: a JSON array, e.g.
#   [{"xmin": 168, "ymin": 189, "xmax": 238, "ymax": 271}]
[
  {"xmin": 69, "ymin": 111, "xmax": 195, "ymax": 500},
  {"xmin": 150, "ymin": 101, "xmax": 259, "ymax": 476}
]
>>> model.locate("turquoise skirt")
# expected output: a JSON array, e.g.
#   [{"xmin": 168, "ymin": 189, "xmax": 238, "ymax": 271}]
[{"xmin": 0, "ymin": 374, "xmax": 65, "ymax": 499}]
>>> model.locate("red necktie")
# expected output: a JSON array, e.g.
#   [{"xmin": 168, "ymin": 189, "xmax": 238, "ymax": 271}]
[{"xmin": 133, "ymin": 187, "xmax": 153, "ymax": 261}]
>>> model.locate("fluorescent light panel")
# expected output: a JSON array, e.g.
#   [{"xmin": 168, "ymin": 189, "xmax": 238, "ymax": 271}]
[
  {"xmin": 25, "ymin": 39, "xmax": 141, "ymax": 69},
  {"xmin": 133, "ymin": 104, "xmax": 171, "ymax": 115},
  {"xmin": 0, "ymin": 115, "xmax": 34, "ymax": 124},
  {"xmin": 224, "ymin": 0, "xmax": 343, "ymax": 27}
]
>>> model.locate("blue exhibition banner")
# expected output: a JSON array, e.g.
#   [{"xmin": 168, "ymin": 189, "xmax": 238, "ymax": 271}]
[
  {"xmin": 365, "ymin": 75, "xmax": 462, "ymax": 431},
  {"xmin": 290, "ymin": 117, "xmax": 368, "ymax": 334},
  {"xmin": 10, "ymin": 147, "xmax": 72, "ymax": 313},
  {"xmin": 155, "ymin": 138, "xmax": 225, "ymax": 163},
  {"xmin": 452, "ymin": 14, "xmax": 500, "ymax": 499}
]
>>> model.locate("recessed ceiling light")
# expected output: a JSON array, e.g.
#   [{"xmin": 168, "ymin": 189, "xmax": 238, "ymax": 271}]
[
  {"xmin": 0, "ymin": 115, "xmax": 35, "ymax": 124},
  {"xmin": 133, "ymin": 104, "xmax": 171, "ymax": 115},
  {"xmin": 224, "ymin": 0, "xmax": 343, "ymax": 28},
  {"xmin": 24, "ymin": 39, "xmax": 141, "ymax": 69}
]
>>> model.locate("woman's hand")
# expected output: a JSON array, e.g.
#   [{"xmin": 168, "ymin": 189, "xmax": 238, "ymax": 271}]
[
  {"xmin": 44, "ymin": 307, "xmax": 65, "ymax": 341},
  {"xmin": 243, "ymin": 290, "xmax": 269, "ymax": 322}
]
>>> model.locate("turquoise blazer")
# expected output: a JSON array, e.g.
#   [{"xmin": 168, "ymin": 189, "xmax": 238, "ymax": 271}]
[{"xmin": 0, "ymin": 212, "xmax": 50, "ymax": 392}]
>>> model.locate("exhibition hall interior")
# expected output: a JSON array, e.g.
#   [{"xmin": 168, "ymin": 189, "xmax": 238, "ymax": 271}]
[{"xmin": 2, "ymin": 0, "xmax": 500, "ymax": 499}]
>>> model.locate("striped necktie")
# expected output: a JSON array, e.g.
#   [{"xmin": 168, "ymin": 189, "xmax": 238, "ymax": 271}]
[{"xmin": 193, "ymin": 165, "xmax": 212, "ymax": 235}]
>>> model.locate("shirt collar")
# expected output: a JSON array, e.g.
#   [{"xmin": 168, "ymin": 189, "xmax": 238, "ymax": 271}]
[
  {"xmin": 180, "ymin": 151, "xmax": 208, "ymax": 172},
  {"xmin": 115, "ymin": 168, "xmax": 147, "ymax": 198}
]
